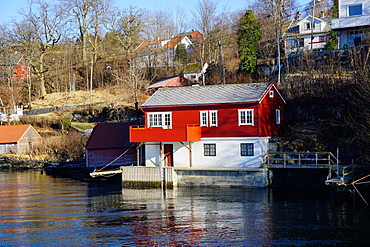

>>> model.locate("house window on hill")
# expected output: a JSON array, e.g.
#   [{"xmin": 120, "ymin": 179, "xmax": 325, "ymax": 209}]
[
  {"xmin": 148, "ymin": 112, "xmax": 172, "ymax": 128},
  {"xmin": 204, "ymin": 143, "xmax": 216, "ymax": 156},
  {"xmin": 286, "ymin": 39, "xmax": 304, "ymax": 48},
  {"xmin": 348, "ymin": 4, "xmax": 362, "ymax": 16},
  {"xmin": 319, "ymin": 35, "xmax": 328, "ymax": 42},
  {"xmin": 240, "ymin": 143, "xmax": 254, "ymax": 156},
  {"xmin": 305, "ymin": 22, "xmax": 315, "ymax": 30},
  {"xmin": 238, "ymin": 109, "xmax": 254, "ymax": 126}
]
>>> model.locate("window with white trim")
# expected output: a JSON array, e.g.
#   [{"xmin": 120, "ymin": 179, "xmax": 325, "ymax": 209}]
[
  {"xmin": 276, "ymin": 109, "xmax": 281, "ymax": 125},
  {"xmin": 210, "ymin": 111, "xmax": 218, "ymax": 127},
  {"xmin": 305, "ymin": 22, "xmax": 315, "ymax": 30},
  {"xmin": 269, "ymin": 90, "xmax": 274, "ymax": 98},
  {"xmin": 348, "ymin": 4, "xmax": 362, "ymax": 16},
  {"xmin": 238, "ymin": 109, "xmax": 254, "ymax": 126},
  {"xmin": 204, "ymin": 143, "xmax": 216, "ymax": 156},
  {"xmin": 240, "ymin": 143, "xmax": 254, "ymax": 156},
  {"xmin": 200, "ymin": 110, "xmax": 218, "ymax": 127},
  {"xmin": 148, "ymin": 112, "xmax": 172, "ymax": 128},
  {"xmin": 200, "ymin": 111, "xmax": 208, "ymax": 127}
]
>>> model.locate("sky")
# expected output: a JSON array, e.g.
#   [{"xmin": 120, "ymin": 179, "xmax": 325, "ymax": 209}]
[{"xmin": 0, "ymin": 0, "xmax": 311, "ymax": 24}]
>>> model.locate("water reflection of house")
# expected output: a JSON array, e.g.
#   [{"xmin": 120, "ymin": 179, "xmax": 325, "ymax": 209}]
[
  {"xmin": 0, "ymin": 124, "xmax": 42, "ymax": 154},
  {"xmin": 85, "ymin": 123, "xmax": 139, "ymax": 168}
]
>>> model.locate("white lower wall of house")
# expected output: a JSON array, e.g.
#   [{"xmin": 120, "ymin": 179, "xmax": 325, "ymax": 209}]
[
  {"xmin": 145, "ymin": 143, "xmax": 161, "ymax": 167},
  {"xmin": 144, "ymin": 137, "xmax": 270, "ymax": 168}
]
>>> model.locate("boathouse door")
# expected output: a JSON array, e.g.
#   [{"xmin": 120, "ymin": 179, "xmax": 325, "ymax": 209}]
[{"xmin": 164, "ymin": 144, "xmax": 174, "ymax": 167}]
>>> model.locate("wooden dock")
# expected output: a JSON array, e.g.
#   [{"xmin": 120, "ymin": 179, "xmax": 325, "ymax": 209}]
[{"xmin": 89, "ymin": 168, "xmax": 123, "ymax": 178}]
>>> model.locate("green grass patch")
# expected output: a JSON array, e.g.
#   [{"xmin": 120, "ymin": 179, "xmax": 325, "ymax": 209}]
[{"xmin": 71, "ymin": 122, "xmax": 95, "ymax": 131}]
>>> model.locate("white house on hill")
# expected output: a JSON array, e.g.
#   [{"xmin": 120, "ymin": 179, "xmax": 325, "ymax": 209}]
[
  {"xmin": 284, "ymin": 15, "xmax": 332, "ymax": 55},
  {"xmin": 332, "ymin": 0, "xmax": 370, "ymax": 48}
]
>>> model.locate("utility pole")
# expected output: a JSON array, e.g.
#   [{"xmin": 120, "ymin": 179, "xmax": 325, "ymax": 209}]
[
  {"xmin": 218, "ymin": 40, "xmax": 226, "ymax": 84},
  {"xmin": 311, "ymin": 0, "xmax": 320, "ymax": 51}
]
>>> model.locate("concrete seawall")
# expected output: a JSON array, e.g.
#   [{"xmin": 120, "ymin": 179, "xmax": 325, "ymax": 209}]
[
  {"xmin": 174, "ymin": 168, "xmax": 269, "ymax": 187},
  {"xmin": 120, "ymin": 166, "xmax": 330, "ymax": 188}
]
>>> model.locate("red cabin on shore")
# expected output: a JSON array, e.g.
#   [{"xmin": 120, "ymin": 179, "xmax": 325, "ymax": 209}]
[{"xmin": 85, "ymin": 123, "xmax": 138, "ymax": 168}]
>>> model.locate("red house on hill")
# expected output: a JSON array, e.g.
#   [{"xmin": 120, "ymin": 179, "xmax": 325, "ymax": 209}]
[
  {"xmin": 147, "ymin": 76, "xmax": 190, "ymax": 94},
  {"xmin": 130, "ymin": 82, "xmax": 286, "ymax": 168},
  {"xmin": 85, "ymin": 123, "xmax": 138, "ymax": 168},
  {"xmin": 0, "ymin": 55, "xmax": 31, "ymax": 81}
]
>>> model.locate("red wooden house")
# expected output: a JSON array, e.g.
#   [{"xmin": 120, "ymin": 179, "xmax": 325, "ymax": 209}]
[
  {"xmin": 0, "ymin": 55, "xmax": 31, "ymax": 81},
  {"xmin": 130, "ymin": 82, "xmax": 286, "ymax": 168},
  {"xmin": 85, "ymin": 123, "xmax": 138, "ymax": 168},
  {"xmin": 147, "ymin": 76, "xmax": 190, "ymax": 94}
]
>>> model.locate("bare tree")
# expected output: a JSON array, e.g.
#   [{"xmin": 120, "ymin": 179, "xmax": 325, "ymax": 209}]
[
  {"xmin": 113, "ymin": 55, "xmax": 150, "ymax": 124},
  {"xmin": 144, "ymin": 9, "xmax": 176, "ymax": 40},
  {"xmin": 13, "ymin": 0, "xmax": 64, "ymax": 97},
  {"xmin": 107, "ymin": 6, "xmax": 147, "ymax": 53},
  {"xmin": 249, "ymin": 0, "xmax": 297, "ymax": 83},
  {"xmin": 60, "ymin": 0, "xmax": 113, "ymax": 61}
]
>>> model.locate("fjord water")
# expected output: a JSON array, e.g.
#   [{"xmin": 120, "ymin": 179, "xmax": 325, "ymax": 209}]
[{"xmin": 1, "ymin": 170, "xmax": 369, "ymax": 246}]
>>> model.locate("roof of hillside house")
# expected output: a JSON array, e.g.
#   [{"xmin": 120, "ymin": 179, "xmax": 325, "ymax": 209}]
[
  {"xmin": 134, "ymin": 36, "xmax": 190, "ymax": 52},
  {"xmin": 285, "ymin": 16, "xmax": 332, "ymax": 35},
  {"xmin": 85, "ymin": 122, "xmax": 135, "ymax": 149},
  {"xmin": 142, "ymin": 83, "xmax": 283, "ymax": 107},
  {"xmin": 0, "ymin": 54, "xmax": 28, "ymax": 67},
  {"xmin": 0, "ymin": 124, "xmax": 32, "ymax": 144},
  {"xmin": 176, "ymin": 31, "xmax": 203, "ymax": 39},
  {"xmin": 148, "ymin": 76, "xmax": 190, "ymax": 89}
]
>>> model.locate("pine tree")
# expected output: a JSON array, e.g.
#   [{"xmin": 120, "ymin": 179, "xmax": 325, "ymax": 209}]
[{"xmin": 238, "ymin": 10, "xmax": 261, "ymax": 74}]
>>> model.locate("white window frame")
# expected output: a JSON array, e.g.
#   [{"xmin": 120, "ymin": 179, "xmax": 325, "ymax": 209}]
[
  {"xmin": 276, "ymin": 109, "xmax": 281, "ymax": 125},
  {"xmin": 147, "ymin": 112, "xmax": 172, "ymax": 128},
  {"xmin": 238, "ymin": 109, "xmax": 254, "ymax": 126},
  {"xmin": 348, "ymin": 4, "xmax": 362, "ymax": 17},
  {"xmin": 200, "ymin": 111, "xmax": 208, "ymax": 127},
  {"xmin": 269, "ymin": 90, "xmax": 274, "ymax": 98},
  {"xmin": 209, "ymin": 110, "xmax": 218, "ymax": 127},
  {"xmin": 305, "ymin": 22, "xmax": 315, "ymax": 30},
  {"xmin": 200, "ymin": 110, "xmax": 218, "ymax": 127}
]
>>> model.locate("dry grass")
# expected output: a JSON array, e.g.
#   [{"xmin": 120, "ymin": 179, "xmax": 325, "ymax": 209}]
[{"xmin": 30, "ymin": 85, "xmax": 149, "ymax": 110}]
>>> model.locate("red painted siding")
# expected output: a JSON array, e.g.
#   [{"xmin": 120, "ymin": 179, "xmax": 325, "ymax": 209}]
[
  {"xmin": 130, "ymin": 83, "xmax": 286, "ymax": 142},
  {"xmin": 87, "ymin": 148, "xmax": 137, "ymax": 167}
]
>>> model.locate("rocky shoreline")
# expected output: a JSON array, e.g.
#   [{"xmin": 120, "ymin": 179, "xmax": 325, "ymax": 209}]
[{"xmin": 0, "ymin": 156, "xmax": 53, "ymax": 170}]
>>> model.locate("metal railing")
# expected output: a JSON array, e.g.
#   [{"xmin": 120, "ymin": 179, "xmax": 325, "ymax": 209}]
[{"xmin": 263, "ymin": 152, "xmax": 339, "ymax": 169}]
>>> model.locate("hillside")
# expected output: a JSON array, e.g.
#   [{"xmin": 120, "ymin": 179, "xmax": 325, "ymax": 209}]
[{"xmin": 29, "ymin": 86, "xmax": 148, "ymax": 113}]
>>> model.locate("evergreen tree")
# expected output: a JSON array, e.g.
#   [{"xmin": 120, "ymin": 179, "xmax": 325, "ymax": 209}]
[
  {"xmin": 175, "ymin": 44, "xmax": 188, "ymax": 64},
  {"xmin": 324, "ymin": 30, "xmax": 337, "ymax": 50},
  {"xmin": 238, "ymin": 10, "xmax": 261, "ymax": 74}
]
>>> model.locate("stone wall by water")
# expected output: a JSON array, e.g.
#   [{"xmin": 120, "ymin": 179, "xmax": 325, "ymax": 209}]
[{"xmin": 174, "ymin": 168, "xmax": 269, "ymax": 187}]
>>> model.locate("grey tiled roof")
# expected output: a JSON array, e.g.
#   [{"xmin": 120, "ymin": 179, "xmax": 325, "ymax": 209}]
[{"xmin": 142, "ymin": 83, "xmax": 270, "ymax": 107}]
